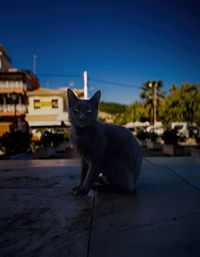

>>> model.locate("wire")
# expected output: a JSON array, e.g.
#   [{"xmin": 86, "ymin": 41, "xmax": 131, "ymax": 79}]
[
  {"xmin": 37, "ymin": 73, "xmax": 141, "ymax": 89},
  {"xmin": 37, "ymin": 74, "xmax": 81, "ymax": 78},
  {"xmin": 89, "ymin": 77, "xmax": 140, "ymax": 89}
]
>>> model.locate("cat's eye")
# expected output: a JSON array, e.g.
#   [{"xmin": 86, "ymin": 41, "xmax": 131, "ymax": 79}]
[
  {"xmin": 74, "ymin": 108, "xmax": 79, "ymax": 112},
  {"xmin": 87, "ymin": 109, "xmax": 92, "ymax": 113}
]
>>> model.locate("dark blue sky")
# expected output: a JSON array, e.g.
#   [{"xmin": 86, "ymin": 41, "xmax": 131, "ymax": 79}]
[{"xmin": 1, "ymin": 0, "xmax": 200, "ymax": 104}]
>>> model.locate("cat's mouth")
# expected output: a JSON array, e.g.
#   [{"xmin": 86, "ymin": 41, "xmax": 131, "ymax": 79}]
[{"xmin": 76, "ymin": 120, "xmax": 90, "ymax": 128}]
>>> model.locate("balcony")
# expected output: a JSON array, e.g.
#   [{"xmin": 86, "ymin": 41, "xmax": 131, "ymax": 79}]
[
  {"xmin": 0, "ymin": 81, "xmax": 27, "ymax": 93},
  {"xmin": 0, "ymin": 104, "xmax": 26, "ymax": 116}
]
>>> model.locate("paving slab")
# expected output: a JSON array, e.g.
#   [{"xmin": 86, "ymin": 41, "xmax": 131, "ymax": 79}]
[
  {"xmin": 89, "ymin": 160, "xmax": 200, "ymax": 257},
  {"xmin": 146, "ymin": 157, "xmax": 200, "ymax": 190},
  {"xmin": 0, "ymin": 159, "xmax": 92, "ymax": 257}
]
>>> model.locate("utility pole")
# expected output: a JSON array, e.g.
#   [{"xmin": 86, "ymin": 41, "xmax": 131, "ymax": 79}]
[
  {"xmin": 45, "ymin": 80, "xmax": 49, "ymax": 88},
  {"xmin": 83, "ymin": 71, "xmax": 88, "ymax": 99},
  {"xmin": 149, "ymin": 82, "xmax": 157, "ymax": 126},
  {"xmin": 33, "ymin": 55, "xmax": 37, "ymax": 74},
  {"xmin": 153, "ymin": 82, "xmax": 157, "ymax": 126}
]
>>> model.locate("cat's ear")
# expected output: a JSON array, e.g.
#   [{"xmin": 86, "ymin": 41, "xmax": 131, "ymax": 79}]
[
  {"xmin": 89, "ymin": 90, "xmax": 101, "ymax": 108},
  {"xmin": 67, "ymin": 89, "xmax": 78, "ymax": 107}
]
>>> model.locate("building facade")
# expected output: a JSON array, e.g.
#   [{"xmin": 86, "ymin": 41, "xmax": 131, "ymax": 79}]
[
  {"xmin": 0, "ymin": 44, "xmax": 13, "ymax": 72},
  {"xmin": 27, "ymin": 88, "xmax": 83, "ymax": 127},
  {"xmin": 0, "ymin": 70, "xmax": 39, "ymax": 122},
  {"xmin": 0, "ymin": 44, "xmax": 85, "ymax": 137}
]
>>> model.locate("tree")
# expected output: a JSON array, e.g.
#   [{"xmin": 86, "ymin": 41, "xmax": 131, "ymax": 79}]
[
  {"xmin": 127, "ymin": 101, "xmax": 148, "ymax": 122},
  {"xmin": 162, "ymin": 82, "xmax": 200, "ymax": 125},
  {"xmin": 98, "ymin": 102, "xmax": 126, "ymax": 115},
  {"xmin": 139, "ymin": 80, "xmax": 166, "ymax": 123}
]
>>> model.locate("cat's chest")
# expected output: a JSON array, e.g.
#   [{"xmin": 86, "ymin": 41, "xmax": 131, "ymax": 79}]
[
  {"xmin": 71, "ymin": 129, "xmax": 97, "ymax": 157},
  {"xmin": 73, "ymin": 134, "xmax": 92, "ymax": 149}
]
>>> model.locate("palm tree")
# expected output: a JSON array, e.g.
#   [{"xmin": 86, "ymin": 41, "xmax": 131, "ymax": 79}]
[{"xmin": 140, "ymin": 80, "xmax": 165, "ymax": 124}]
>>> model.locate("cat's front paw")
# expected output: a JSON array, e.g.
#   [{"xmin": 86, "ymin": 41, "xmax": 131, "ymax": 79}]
[
  {"xmin": 72, "ymin": 185, "xmax": 81, "ymax": 192},
  {"xmin": 73, "ymin": 187, "xmax": 89, "ymax": 196}
]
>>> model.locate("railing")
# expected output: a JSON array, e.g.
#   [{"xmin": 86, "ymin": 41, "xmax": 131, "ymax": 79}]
[
  {"xmin": 0, "ymin": 104, "xmax": 27, "ymax": 113},
  {"xmin": 0, "ymin": 81, "xmax": 27, "ymax": 90}
]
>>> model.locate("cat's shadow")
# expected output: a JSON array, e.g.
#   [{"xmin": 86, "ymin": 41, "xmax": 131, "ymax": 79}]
[{"xmin": 92, "ymin": 183, "xmax": 136, "ymax": 194}]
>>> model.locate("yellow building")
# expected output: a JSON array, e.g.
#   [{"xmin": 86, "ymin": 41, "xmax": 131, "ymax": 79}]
[{"xmin": 27, "ymin": 88, "xmax": 83, "ymax": 127}]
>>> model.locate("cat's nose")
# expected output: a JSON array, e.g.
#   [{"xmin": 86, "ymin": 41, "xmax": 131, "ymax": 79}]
[{"xmin": 80, "ymin": 113, "xmax": 86, "ymax": 120}]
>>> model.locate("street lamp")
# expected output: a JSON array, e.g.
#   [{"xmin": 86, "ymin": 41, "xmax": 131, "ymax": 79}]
[
  {"xmin": 11, "ymin": 92, "xmax": 18, "ymax": 128},
  {"xmin": 191, "ymin": 88, "xmax": 196, "ymax": 124},
  {"xmin": 149, "ymin": 82, "xmax": 157, "ymax": 126}
]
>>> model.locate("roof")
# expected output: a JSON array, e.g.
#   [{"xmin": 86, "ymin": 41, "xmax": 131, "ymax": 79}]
[
  {"xmin": 27, "ymin": 87, "xmax": 84, "ymax": 97},
  {"xmin": 58, "ymin": 87, "xmax": 84, "ymax": 97},
  {"xmin": 0, "ymin": 44, "xmax": 9, "ymax": 56},
  {"xmin": 27, "ymin": 88, "xmax": 65, "ymax": 96},
  {"xmin": 0, "ymin": 71, "xmax": 27, "ymax": 81},
  {"xmin": 30, "ymin": 88, "xmax": 59, "ymax": 93},
  {"xmin": 74, "ymin": 89, "xmax": 84, "ymax": 97}
]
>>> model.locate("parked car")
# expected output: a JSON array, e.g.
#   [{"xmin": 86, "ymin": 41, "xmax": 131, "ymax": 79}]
[
  {"xmin": 168, "ymin": 122, "xmax": 198, "ymax": 138},
  {"xmin": 146, "ymin": 125, "xmax": 164, "ymax": 136},
  {"xmin": 125, "ymin": 122, "xmax": 150, "ymax": 135}
]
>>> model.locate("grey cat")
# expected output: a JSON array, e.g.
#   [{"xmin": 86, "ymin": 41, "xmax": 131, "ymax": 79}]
[{"xmin": 67, "ymin": 89, "xmax": 142, "ymax": 196}]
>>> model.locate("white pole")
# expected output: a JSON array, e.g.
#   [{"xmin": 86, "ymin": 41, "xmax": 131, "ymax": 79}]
[{"xmin": 83, "ymin": 70, "xmax": 88, "ymax": 99}]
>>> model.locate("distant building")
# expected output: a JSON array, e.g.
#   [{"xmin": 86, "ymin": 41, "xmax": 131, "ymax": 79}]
[
  {"xmin": 0, "ymin": 70, "xmax": 40, "ymax": 121},
  {"xmin": 0, "ymin": 44, "xmax": 85, "ymax": 137},
  {"xmin": 26, "ymin": 88, "xmax": 83, "ymax": 127},
  {"xmin": 0, "ymin": 44, "xmax": 40, "ymax": 136},
  {"xmin": 0, "ymin": 44, "xmax": 13, "ymax": 72}
]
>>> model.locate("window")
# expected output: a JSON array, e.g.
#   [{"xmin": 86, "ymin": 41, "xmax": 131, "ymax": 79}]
[
  {"xmin": 52, "ymin": 99, "xmax": 58, "ymax": 109},
  {"xmin": 34, "ymin": 99, "xmax": 40, "ymax": 109}
]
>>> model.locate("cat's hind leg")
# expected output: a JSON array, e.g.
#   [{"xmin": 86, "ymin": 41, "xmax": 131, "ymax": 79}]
[{"xmin": 103, "ymin": 158, "xmax": 136, "ymax": 192}]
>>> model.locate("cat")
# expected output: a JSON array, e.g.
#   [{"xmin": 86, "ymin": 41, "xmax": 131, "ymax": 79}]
[{"xmin": 67, "ymin": 88, "xmax": 143, "ymax": 196}]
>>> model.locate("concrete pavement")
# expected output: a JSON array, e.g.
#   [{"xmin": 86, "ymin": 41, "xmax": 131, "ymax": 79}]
[{"xmin": 0, "ymin": 158, "xmax": 200, "ymax": 257}]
